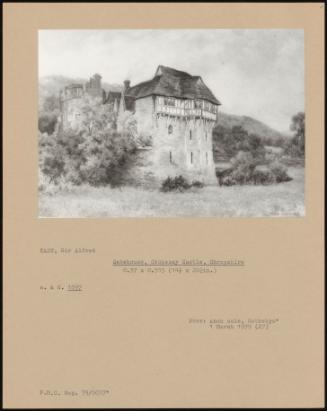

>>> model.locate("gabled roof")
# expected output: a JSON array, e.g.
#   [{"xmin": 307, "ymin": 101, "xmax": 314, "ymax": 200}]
[
  {"xmin": 155, "ymin": 65, "xmax": 193, "ymax": 78},
  {"xmin": 125, "ymin": 65, "xmax": 221, "ymax": 105}
]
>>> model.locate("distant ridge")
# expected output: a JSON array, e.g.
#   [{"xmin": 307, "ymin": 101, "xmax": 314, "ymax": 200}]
[{"xmin": 217, "ymin": 112, "xmax": 287, "ymax": 141}]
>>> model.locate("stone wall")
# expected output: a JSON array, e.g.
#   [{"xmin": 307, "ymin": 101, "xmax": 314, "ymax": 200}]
[
  {"xmin": 133, "ymin": 96, "xmax": 155, "ymax": 135},
  {"xmin": 123, "ymin": 97, "xmax": 217, "ymax": 187},
  {"xmin": 150, "ymin": 116, "xmax": 217, "ymax": 184},
  {"xmin": 60, "ymin": 98, "xmax": 83, "ymax": 130}
]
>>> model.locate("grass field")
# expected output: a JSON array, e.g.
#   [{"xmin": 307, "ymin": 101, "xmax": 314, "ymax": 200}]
[{"xmin": 39, "ymin": 167, "xmax": 304, "ymax": 218}]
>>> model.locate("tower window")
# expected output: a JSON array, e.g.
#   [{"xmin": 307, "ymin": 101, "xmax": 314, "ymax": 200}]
[
  {"xmin": 205, "ymin": 132, "xmax": 208, "ymax": 141},
  {"xmin": 206, "ymin": 152, "xmax": 208, "ymax": 164},
  {"xmin": 164, "ymin": 97, "xmax": 176, "ymax": 107},
  {"xmin": 168, "ymin": 125, "xmax": 173, "ymax": 134},
  {"xmin": 190, "ymin": 152, "xmax": 193, "ymax": 164},
  {"xmin": 189, "ymin": 130, "xmax": 192, "ymax": 140},
  {"xmin": 169, "ymin": 151, "xmax": 172, "ymax": 163}
]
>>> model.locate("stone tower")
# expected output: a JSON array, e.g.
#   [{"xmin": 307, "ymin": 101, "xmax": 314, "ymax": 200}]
[
  {"xmin": 59, "ymin": 74, "xmax": 106, "ymax": 131},
  {"xmin": 85, "ymin": 73, "xmax": 103, "ymax": 99},
  {"xmin": 59, "ymin": 83, "xmax": 84, "ymax": 130},
  {"xmin": 120, "ymin": 65, "xmax": 221, "ymax": 186}
]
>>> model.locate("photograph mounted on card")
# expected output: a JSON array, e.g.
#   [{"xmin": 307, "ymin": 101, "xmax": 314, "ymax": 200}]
[
  {"xmin": 38, "ymin": 29, "xmax": 305, "ymax": 218},
  {"xmin": 4, "ymin": 3, "xmax": 324, "ymax": 410}
]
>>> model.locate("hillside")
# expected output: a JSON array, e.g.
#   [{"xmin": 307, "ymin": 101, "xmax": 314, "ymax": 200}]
[{"xmin": 217, "ymin": 112, "xmax": 287, "ymax": 141}]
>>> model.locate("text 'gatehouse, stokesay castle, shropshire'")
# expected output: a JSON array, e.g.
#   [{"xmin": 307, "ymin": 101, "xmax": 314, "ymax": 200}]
[{"xmin": 59, "ymin": 65, "xmax": 221, "ymax": 186}]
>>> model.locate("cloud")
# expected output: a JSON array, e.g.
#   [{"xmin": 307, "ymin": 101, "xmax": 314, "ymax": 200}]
[{"xmin": 39, "ymin": 29, "xmax": 304, "ymax": 132}]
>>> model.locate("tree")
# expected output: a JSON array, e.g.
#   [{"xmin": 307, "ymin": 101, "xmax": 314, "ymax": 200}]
[
  {"xmin": 38, "ymin": 95, "xmax": 139, "ymax": 188},
  {"xmin": 38, "ymin": 112, "xmax": 59, "ymax": 134},
  {"xmin": 78, "ymin": 128, "xmax": 137, "ymax": 186},
  {"xmin": 73, "ymin": 95, "xmax": 116, "ymax": 134},
  {"xmin": 212, "ymin": 125, "xmax": 265, "ymax": 161},
  {"xmin": 38, "ymin": 131, "xmax": 66, "ymax": 183},
  {"xmin": 43, "ymin": 95, "xmax": 60, "ymax": 112},
  {"xmin": 290, "ymin": 112, "xmax": 305, "ymax": 140},
  {"xmin": 38, "ymin": 94, "xmax": 61, "ymax": 134},
  {"xmin": 285, "ymin": 112, "xmax": 305, "ymax": 157}
]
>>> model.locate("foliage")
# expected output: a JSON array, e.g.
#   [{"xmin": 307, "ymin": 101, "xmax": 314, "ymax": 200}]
[
  {"xmin": 136, "ymin": 132, "xmax": 153, "ymax": 148},
  {"xmin": 38, "ymin": 112, "xmax": 59, "ymax": 135},
  {"xmin": 78, "ymin": 129, "xmax": 137, "ymax": 186},
  {"xmin": 38, "ymin": 94, "xmax": 61, "ymax": 134},
  {"xmin": 217, "ymin": 150, "xmax": 292, "ymax": 186},
  {"xmin": 290, "ymin": 112, "xmax": 305, "ymax": 139},
  {"xmin": 216, "ymin": 112, "xmax": 286, "ymax": 145},
  {"xmin": 212, "ymin": 125, "xmax": 265, "ymax": 161},
  {"xmin": 262, "ymin": 136, "xmax": 287, "ymax": 147},
  {"xmin": 161, "ymin": 176, "xmax": 206, "ymax": 192},
  {"xmin": 75, "ymin": 95, "xmax": 116, "ymax": 133},
  {"xmin": 39, "ymin": 131, "xmax": 66, "ymax": 183},
  {"xmin": 191, "ymin": 180, "xmax": 205, "ymax": 188},
  {"xmin": 229, "ymin": 151, "xmax": 257, "ymax": 184},
  {"xmin": 268, "ymin": 161, "xmax": 292, "ymax": 183},
  {"xmin": 117, "ymin": 111, "xmax": 138, "ymax": 138},
  {"xmin": 284, "ymin": 112, "xmax": 305, "ymax": 158},
  {"xmin": 161, "ymin": 176, "xmax": 191, "ymax": 192},
  {"xmin": 39, "ymin": 96, "xmax": 138, "ymax": 188},
  {"xmin": 251, "ymin": 169, "xmax": 275, "ymax": 185},
  {"xmin": 42, "ymin": 94, "xmax": 60, "ymax": 112},
  {"xmin": 219, "ymin": 175, "xmax": 237, "ymax": 186}
]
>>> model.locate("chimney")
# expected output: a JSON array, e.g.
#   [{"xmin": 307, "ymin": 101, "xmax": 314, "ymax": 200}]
[
  {"xmin": 124, "ymin": 79, "xmax": 131, "ymax": 92},
  {"xmin": 92, "ymin": 73, "xmax": 102, "ymax": 90}
]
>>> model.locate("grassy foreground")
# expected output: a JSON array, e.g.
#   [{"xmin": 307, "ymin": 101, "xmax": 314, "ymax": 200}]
[{"xmin": 39, "ymin": 167, "xmax": 304, "ymax": 218}]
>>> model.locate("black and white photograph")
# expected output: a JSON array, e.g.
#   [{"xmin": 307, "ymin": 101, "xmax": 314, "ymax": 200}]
[{"xmin": 38, "ymin": 29, "xmax": 305, "ymax": 218}]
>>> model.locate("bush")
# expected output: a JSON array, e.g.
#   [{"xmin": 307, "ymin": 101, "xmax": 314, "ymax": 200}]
[
  {"xmin": 229, "ymin": 151, "xmax": 256, "ymax": 185},
  {"xmin": 252, "ymin": 169, "xmax": 275, "ymax": 185},
  {"xmin": 220, "ymin": 175, "xmax": 237, "ymax": 186},
  {"xmin": 212, "ymin": 125, "xmax": 266, "ymax": 161},
  {"xmin": 191, "ymin": 180, "xmax": 205, "ymax": 188},
  {"xmin": 38, "ymin": 96, "xmax": 140, "ymax": 190},
  {"xmin": 39, "ymin": 126, "xmax": 138, "ymax": 188},
  {"xmin": 229, "ymin": 168, "xmax": 249, "ymax": 185},
  {"xmin": 161, "ymin": 176, "xmax": 191, "ymax": 192},
  {"xmin": 38, "ymin": 112, "xmax": 58, "ymax": 134},
  {"xmin": 218, "ymin": 152, "xmax": 292, "ymax": 186},
  {"xmin": 216, "ymin": 167, "xmax": 233, "ymax": 186},
  {"xmin": 269, "ymin": 161, "xmax": 292, "ymax": 183}
]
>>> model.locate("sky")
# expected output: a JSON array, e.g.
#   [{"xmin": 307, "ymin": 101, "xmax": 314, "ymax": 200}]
[{"xmin": 39, "ymin": 29, "xmax": 304, "ymax": 133}]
